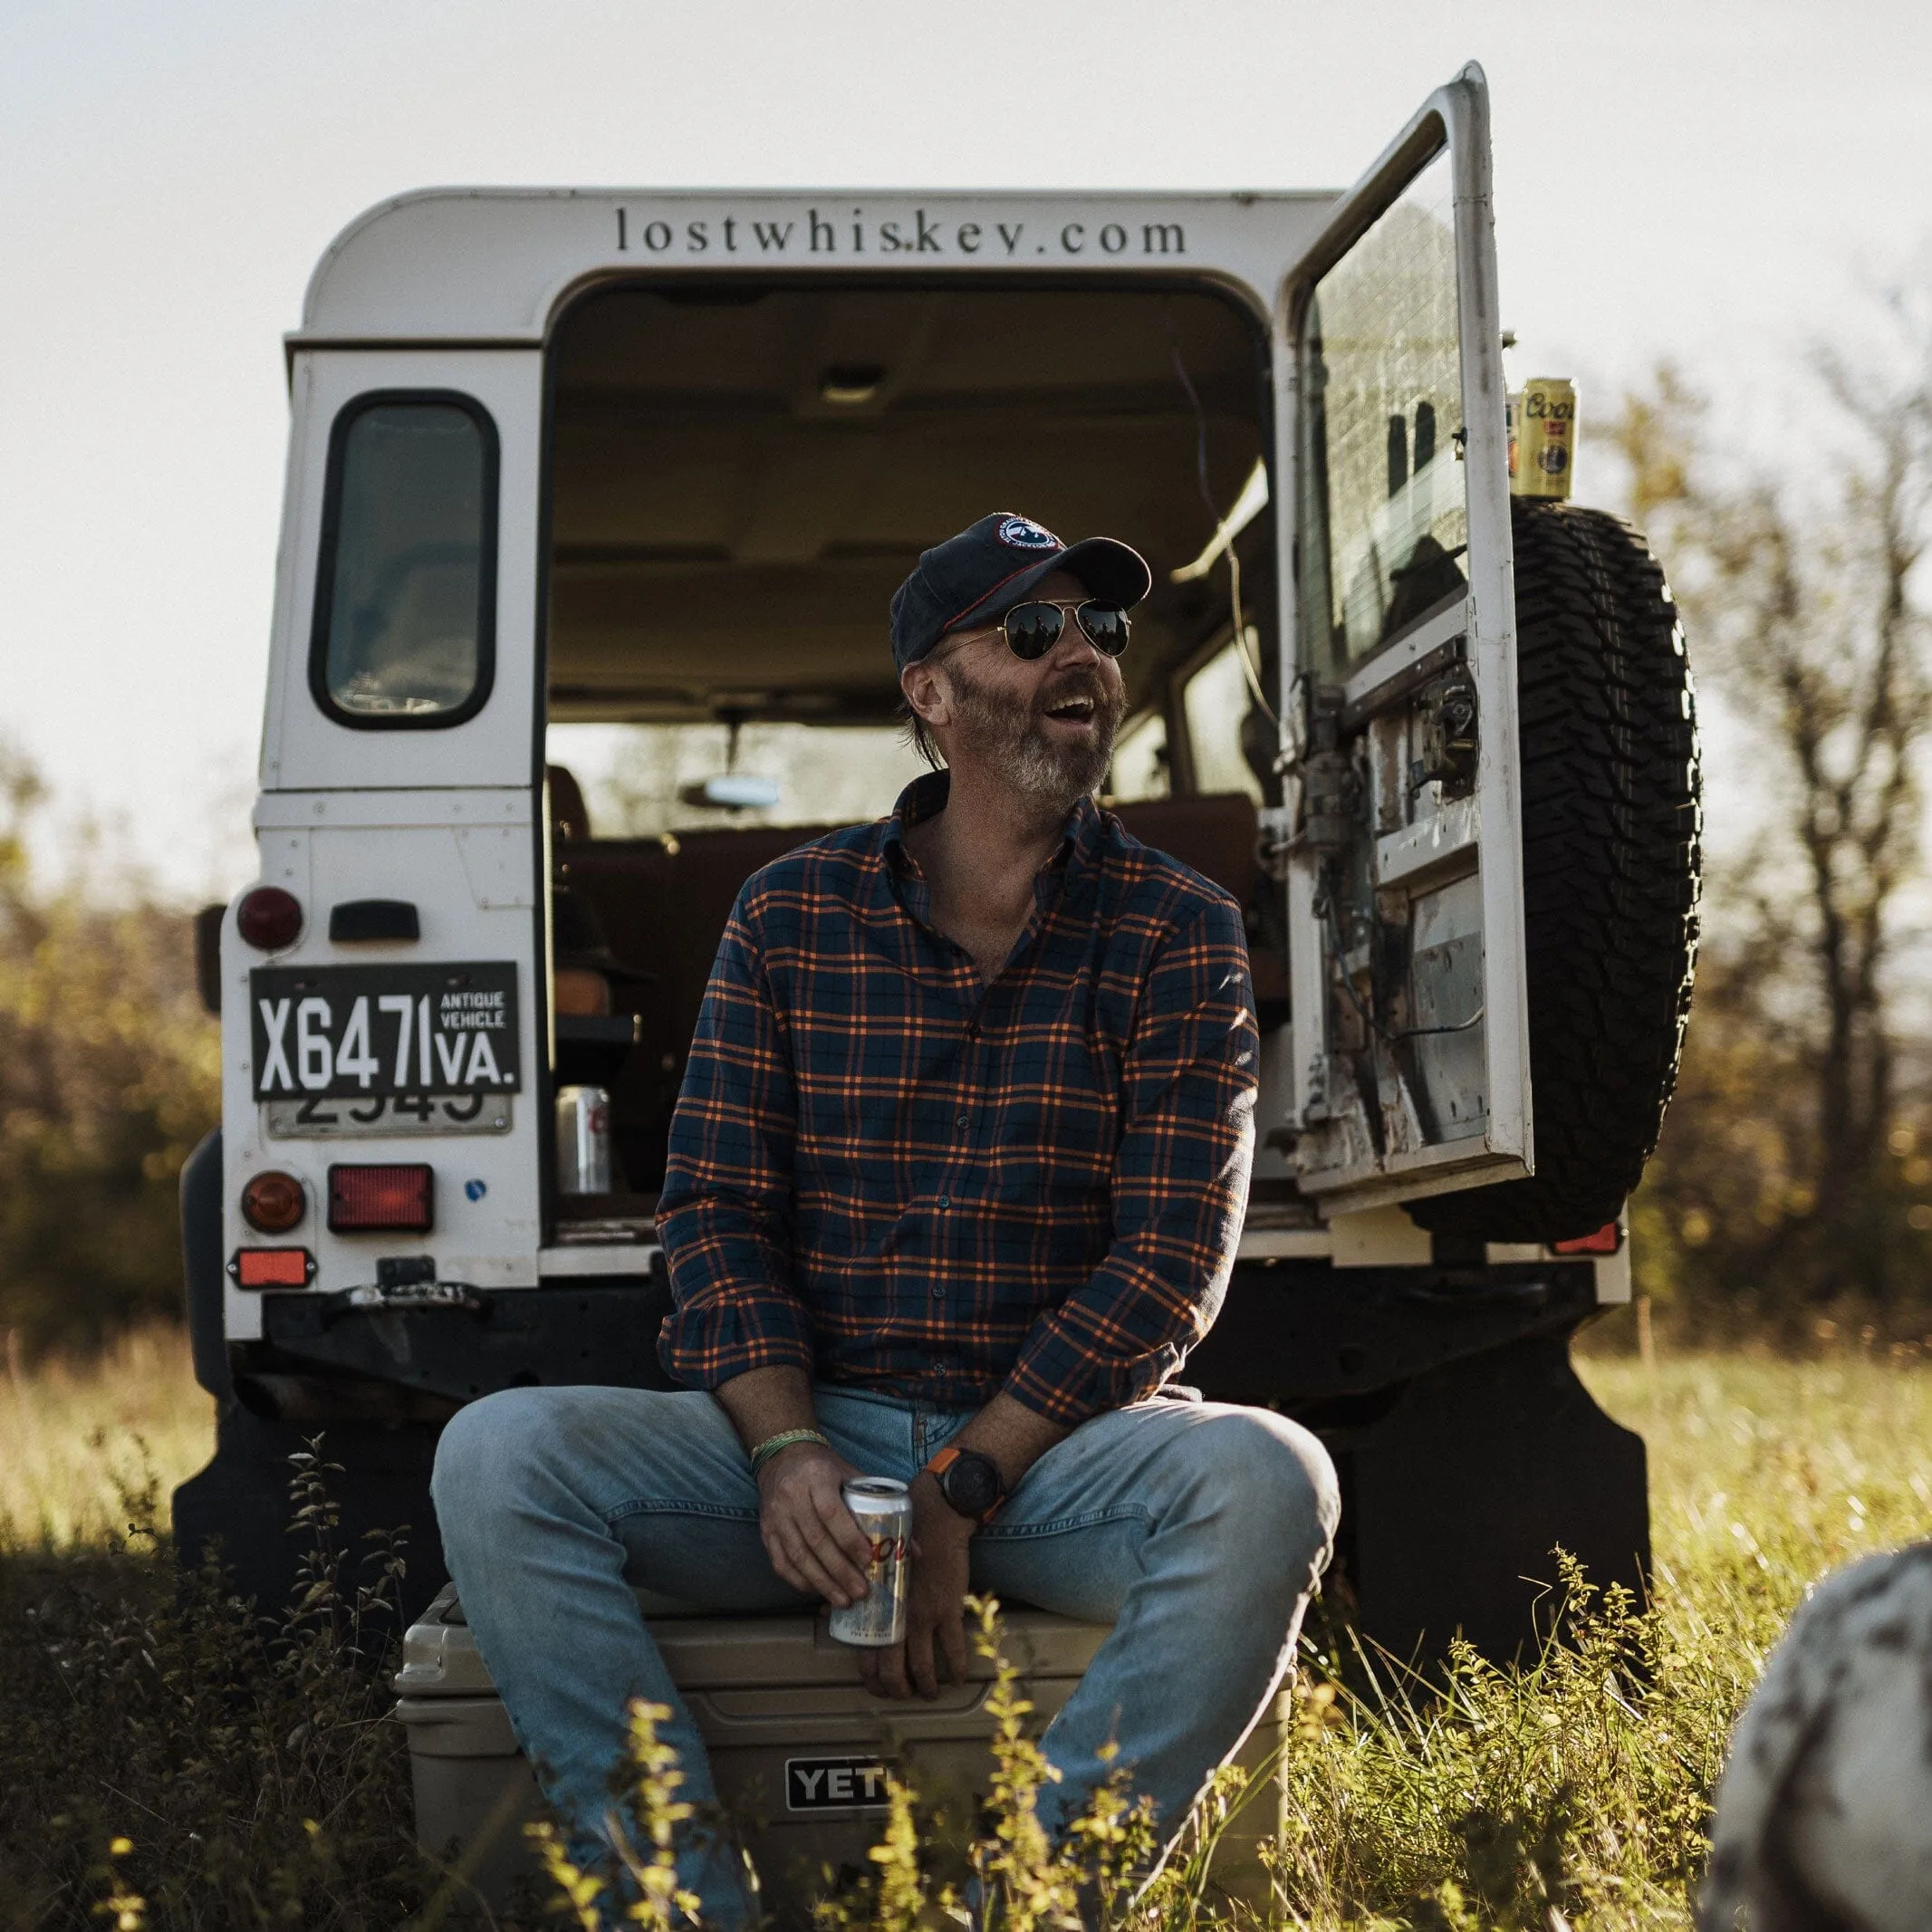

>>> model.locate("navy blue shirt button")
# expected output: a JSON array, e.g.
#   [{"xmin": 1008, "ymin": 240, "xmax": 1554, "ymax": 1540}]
[{"xmin": 936, "ymin": 1195, "xmax": 951, "ymax": 1209}]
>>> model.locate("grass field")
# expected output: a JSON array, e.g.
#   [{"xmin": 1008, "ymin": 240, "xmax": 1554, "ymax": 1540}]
[
  {"xmin": 0, "ymin": 1328, "xmax": 212, "ymax": 1552},
  {"xmin": 0, "ymin": 1330, "xmax": 1926, "ymax": 1927}
]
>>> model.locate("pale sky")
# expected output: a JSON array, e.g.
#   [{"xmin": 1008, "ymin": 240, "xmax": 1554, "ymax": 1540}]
[{"xmin": 4, "ymin": 0, "xmax": 1927, "ymax": 899}]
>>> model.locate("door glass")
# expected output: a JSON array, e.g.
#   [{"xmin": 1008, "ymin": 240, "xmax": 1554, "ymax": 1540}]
[
  {"xmin": 314, "ymin": 399, "xmax": 495, "ymax": 723},
  {"xmin": 1107, "ymin": 713, "xmax": 1170, "ymax": 803},
  {"xmin": 1181, "ymin": 639, "xmax": 1265, "ymax": 801},
  {"xmin": 1298, "ymin": 149, "xmax": 1466, "ymax": 683}
]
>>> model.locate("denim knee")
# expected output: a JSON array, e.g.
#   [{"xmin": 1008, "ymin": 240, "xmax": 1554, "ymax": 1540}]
[
  {"xmin": 1180, "ymin": 1408, "xmax": 1341, "ymax": 1589},
  {"xmin": 430, "ymin": 1385, "xmax": 559, "ymax": 1531}
]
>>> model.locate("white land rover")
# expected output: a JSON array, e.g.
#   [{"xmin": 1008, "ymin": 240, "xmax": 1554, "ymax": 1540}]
[{"xmin": 178, "ymin": 66, "xmax": 1697, "ymax": 1687}]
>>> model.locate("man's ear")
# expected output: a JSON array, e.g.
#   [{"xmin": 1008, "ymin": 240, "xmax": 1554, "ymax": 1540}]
[{"xmin": 900, "ymin": 654, "xmax": 954, "ymax": 731}]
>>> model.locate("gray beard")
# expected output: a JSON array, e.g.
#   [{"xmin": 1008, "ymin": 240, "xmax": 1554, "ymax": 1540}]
[{"xmin": 943, "ymin": 658, "xmax": 1125, "ymax": 810}]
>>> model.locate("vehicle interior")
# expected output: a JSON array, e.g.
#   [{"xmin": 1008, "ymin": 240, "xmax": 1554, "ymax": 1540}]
[{"xmin": 540, "ymin": 278, "xmax": 1283, "ymax": 1199}]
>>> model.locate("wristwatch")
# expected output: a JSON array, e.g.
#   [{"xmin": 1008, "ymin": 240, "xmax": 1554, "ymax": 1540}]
[{"xmin": 924, "ymin": 1444, "xmax": 1008, "ymax": 1525}]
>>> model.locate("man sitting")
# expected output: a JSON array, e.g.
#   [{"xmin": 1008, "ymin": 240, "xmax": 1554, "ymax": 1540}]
[{"xmin": 433, "ymin": 512, "xmax": 1340, "ymax": 1923}]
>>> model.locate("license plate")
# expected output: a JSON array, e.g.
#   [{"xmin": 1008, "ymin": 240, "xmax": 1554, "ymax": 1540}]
[
  {"xmin": 250, "ymin": 963, "xmax": 521, "ymax": 1103},
  {"xmin": 784, "ymin": 1756, "xmax": 891, "ymax": 1811},
  {"xmin": 262, "ymin": 1093, "xmax": 513, "ymax": 1139}
]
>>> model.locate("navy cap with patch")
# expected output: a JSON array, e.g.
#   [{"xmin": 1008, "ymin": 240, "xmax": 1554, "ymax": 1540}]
[{"xmin": 889, "ymin": 513, "xmax": 1153, "ymax": 671}]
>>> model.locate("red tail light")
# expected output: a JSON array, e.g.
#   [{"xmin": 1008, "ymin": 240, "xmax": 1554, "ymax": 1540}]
[
  {"xmin": 237, "ymin": 886, "xmax": 304, "ymax": 950},
  {"xmin": 230, "ymin": 1248, "xmax": 315, "ymax": 1289},
  {"xmin": 328, "ymin": 1163, "xmax": 434, "ymax": 1234},
  {"xmin": 1554, "ymin": 1222, "xmax": 1622, "ymax": 1255}
]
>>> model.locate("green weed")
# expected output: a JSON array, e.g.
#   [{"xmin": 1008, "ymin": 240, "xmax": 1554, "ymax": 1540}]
[{"xmin": 0, "ymin": 1350, "xmax": 1921, "ymax": 1928}]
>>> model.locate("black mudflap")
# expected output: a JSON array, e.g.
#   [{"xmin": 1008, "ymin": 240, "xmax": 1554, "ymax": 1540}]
[
  {"xmin": 1323, "ymin": 1333, "xmax": 1648, "ymax": 1667},
  {"xmin": 172, "ymin": 1405, "xmax": 447, "ymax": 1626}
]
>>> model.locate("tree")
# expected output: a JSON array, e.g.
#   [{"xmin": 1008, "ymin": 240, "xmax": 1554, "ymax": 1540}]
[
  {"xmin": 1610, "ymin": 296, "xmax": 1932, "ymax": 1312},
  {"xmin": 0, "ymin": 746, "xmax": 220, "ymax": 1352}
]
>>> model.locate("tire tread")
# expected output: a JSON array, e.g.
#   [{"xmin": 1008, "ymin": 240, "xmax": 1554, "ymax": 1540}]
[{"xmin": 1412, "ymin": 500, "xmax": 1702, "ymax": 1242}]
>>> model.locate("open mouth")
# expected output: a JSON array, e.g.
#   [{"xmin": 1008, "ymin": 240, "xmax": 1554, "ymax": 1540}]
[{"xmin": 1043, "ymin": 694, "xmax": 1099, "ymax": 725}]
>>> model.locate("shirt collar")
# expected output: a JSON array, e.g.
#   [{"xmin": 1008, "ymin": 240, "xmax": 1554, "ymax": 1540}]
[{"xmin": 881, "ymin": 770, "xmax": 1102, "ymax": 890}]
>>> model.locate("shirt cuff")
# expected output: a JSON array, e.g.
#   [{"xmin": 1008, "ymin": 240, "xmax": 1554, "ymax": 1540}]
[{"xmin": 658, "ymin": 1292, "xmax": 816, "ymax": 1390}]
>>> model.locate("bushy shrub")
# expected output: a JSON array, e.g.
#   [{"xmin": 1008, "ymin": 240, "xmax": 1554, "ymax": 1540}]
[
  {"xmin": 0, "ymin": 748, "xmax": 218, "ymax": 1355},
  {"xmin": 0, "ymin": 1444, "xmax": 436, "ymax": 1929}
]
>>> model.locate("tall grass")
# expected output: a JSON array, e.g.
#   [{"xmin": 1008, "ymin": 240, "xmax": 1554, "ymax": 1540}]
[
  {"xmin": 0, "ymin": 1341, "xmax": 1922, "ymax": 1927},
  {"xmin": 0, "ymin": 1326, "xmax": 208, "ymax": 1549}
]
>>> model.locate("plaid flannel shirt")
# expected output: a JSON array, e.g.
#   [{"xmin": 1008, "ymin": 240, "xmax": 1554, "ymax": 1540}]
[{"xmin": 656, "ymin": 771, "xmax": 1258, "ymax": 1426}]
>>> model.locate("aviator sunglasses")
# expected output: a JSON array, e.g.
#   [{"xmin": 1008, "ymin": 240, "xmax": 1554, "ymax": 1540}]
[{"xmin": 970, "ymin": 598, "xmax": 1132, "ymax": 660}]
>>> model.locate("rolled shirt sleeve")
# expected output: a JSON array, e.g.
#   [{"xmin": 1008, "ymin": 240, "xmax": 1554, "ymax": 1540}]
[
  {"xmin": 1001, "ymin": 899, "xmax": 1258, "ymax": 1426},
  {"xmin": 657, "ymin": 889, "xmax": 816, "ymax": 1387}
]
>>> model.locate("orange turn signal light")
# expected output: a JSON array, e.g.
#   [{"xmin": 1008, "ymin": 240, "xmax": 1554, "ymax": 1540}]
[
  {"xmin": 1553, "ymin": 1222, "xmax": 1622, "ymax": 1256},
  {"xmin": 230, "ymin": 1248, "xmax": 314, "ymax": 1290},
  {"xmin": 242, "ymin": 1169, "xmax": 306, "ymax": 1234}
]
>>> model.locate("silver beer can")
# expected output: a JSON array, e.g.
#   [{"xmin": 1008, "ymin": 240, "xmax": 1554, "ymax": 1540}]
[
  {"xmin": 555, "ymin": 1084, "xmax": 612, "ymax": 1195},
  {"xmin": 828, "ymin": 1476, "xmax": 913, "ymax": 1648}
]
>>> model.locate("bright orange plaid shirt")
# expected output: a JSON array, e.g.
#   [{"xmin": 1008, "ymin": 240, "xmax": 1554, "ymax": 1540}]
[{"xmin": 656, "ymin": 772, "xmax": 1258, "ymax": 1426}]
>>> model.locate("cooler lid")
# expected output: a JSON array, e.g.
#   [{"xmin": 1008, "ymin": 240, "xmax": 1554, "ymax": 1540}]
[{"xmin": 394, "ymin": 1582, "xmax": 1110, "ymax": 1697}]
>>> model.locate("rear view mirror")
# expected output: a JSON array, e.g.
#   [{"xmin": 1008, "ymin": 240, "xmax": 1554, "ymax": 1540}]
[{"xmin": 679, "ymin": 774, "xmax": 782, "ymax": 811}]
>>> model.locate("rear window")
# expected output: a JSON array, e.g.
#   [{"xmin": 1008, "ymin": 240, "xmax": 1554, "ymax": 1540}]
[{"xmin": 310, "ymin": 394, "xmax": 497, "ymax": 726}]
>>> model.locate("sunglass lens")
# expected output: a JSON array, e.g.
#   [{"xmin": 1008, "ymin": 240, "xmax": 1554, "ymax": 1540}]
[
  {"xmin": 1004, "ymin": 603, "xmax": 1066, "ymax": 659},
  {"xmin": 1076, "ymin": 602, "xmax": 1130, "ymax": 656}
]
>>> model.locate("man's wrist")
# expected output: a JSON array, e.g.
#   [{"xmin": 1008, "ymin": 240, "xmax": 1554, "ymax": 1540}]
[
  {"xmin": 913, "ymin": 1470, "xmax": 979, "ymax": 1531},
  {"xmin": 923, "ymin": 1444, "xmax": 1008, "ymax": 1524},
  {"xmin": 749, "ymin": 1427, "xmax": 831, "ymax": 1478}
]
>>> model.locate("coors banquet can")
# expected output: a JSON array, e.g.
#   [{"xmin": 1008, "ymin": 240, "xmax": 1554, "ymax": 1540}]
[
  {"xmin": 555, "ymin": 1084, "xmax": 612, "ymax": 1195},
  {"xmin": 1514, "ymin": 376, "xmax": 1577, "ymax": 501},
  {"xmin": 828, "ymin": 1477, "xmax": 913, "ymax": 1647}
]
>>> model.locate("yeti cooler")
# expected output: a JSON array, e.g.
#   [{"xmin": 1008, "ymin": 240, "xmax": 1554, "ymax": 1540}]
[{"xmin": 393, "ymin": 1583, "xmax": 1280, "ymax": 1920}]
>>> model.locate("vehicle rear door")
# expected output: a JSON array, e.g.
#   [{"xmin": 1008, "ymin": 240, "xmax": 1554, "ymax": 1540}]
[
  {"xmin": 1274, "ymin": 64, "xmax": 1530, "ymax": 1212},
  {"xmin": 226, "ymin": 349, "xmax": 546, "ymax": 1310}
]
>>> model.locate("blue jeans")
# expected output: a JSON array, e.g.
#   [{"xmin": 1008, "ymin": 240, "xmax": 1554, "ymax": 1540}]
[{"xmin": 432, "ymin": 1382, "xmax": 1339, "ymax": 1925}]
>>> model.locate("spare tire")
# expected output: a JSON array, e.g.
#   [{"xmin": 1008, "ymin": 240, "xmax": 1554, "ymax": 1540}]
[{"xmin": 1410, "ymin": 499, "xmax": 1702, "ymax": 1243}]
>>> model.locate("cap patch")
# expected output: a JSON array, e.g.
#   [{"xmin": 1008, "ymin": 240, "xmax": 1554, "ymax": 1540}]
[{"xmin": 997, "ymin": 516, "xmax": 1060, "ymax": 551}]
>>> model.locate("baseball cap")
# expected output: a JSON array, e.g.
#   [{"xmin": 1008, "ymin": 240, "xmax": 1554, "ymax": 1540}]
[{"xmin": 889, "ymin": 513, "xmax": 1152, "ymax": 672}]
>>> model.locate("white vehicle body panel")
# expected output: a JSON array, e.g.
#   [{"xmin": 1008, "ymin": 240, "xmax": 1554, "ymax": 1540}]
[
  {"xmin": 294, "ymin": 191, "xmax": 1337, "ymax": 349},
  {"xmin": 219, "ymin": 792, "xmax": 543, "ymax": 1339}
]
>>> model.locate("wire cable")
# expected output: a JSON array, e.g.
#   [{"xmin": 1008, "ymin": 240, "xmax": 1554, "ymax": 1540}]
[
  {"xmin": 1322, "ymin": 889, "xmax": 1485, "ymax": 1043},
  {"xmin": 1169, "ymin": 332, "xmax": 1278, "ymax": 726}
]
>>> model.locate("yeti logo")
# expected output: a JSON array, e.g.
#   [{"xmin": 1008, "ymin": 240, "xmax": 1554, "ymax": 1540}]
[{"xmin": 997, "ymin": 516, "xmax": 1059, "ymax": 551}]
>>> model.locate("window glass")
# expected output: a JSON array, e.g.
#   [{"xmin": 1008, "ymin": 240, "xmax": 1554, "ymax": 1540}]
[
  {"xmin": 316, "ymin": 399, "xmax": 494, "ymax": 722},
  {"xmin": 1298, "ymin": 148, "xmax": 1466, "ymax": 681},
  {"xmin": 545, "ymin": 722, "xmax": 928, "ymax": 837},
  {"xmin": 1181, "ymin": 639, "xmax": 1265, "ymax": 802},
  {"xmin": 1106, "ymin": 712, "xmax": 1170, "ymax": 803}
]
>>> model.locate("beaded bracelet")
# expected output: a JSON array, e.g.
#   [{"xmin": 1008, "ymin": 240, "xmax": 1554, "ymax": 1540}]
[{"xmin": 749, "ymin": 1427, "xmax": 831, "ymax": 1477}]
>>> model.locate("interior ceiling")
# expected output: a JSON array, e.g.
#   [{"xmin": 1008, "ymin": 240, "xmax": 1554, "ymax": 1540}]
[{"xmin": 545, "ymin": 282, "xmax": 1269, "ymax": 724}]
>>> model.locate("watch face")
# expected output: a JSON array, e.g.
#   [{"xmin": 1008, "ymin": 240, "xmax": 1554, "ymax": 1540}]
[{"xmin": 946, "ymin": 1451, "xmax": 1003, "ymax": 1516}]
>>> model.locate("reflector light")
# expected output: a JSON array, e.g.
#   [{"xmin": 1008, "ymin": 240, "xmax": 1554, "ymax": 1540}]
[
  {"xmin": 1553, "ymin": 1222, "xmax": 1621, "ymax": 1256},
  {"xmin": 329, "ymin": 1163, "xmax": 434, "ymax": 1234},
  {"xmin": 236, "ymin": 886, "xmax": 304, "ymax": 951},
  {"xmin": 242, "ymin": 1169, "xmax": 306, "ymax": 1234},
  {"xmin": 231, "ymin": 1248, "xmax": 314, "ymax": 1289}
]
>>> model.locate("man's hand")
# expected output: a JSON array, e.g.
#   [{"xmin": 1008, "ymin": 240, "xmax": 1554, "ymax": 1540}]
[
  {"xmin": 860, "ymin": 1473, "xmax": 974, "ymax": 1700},
  {"xmin": 756, "ymin": 1441, "xmax": 875, "ymax": 1606}
]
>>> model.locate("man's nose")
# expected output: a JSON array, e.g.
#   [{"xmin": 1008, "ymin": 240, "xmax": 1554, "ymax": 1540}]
[{"xmin": 1043, "ymin": 617, "xmax": 1108, "ymax": 669}]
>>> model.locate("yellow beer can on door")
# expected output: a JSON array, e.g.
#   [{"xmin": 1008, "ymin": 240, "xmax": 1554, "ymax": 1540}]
[{"xmin": 1514, "ymin": 377, "xmax": 1576, "ymax": 500}]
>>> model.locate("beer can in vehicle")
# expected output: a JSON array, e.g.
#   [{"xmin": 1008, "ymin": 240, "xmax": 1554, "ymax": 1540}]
[
  {"xmin": 555, "ymin": 1084, "xmax": 611, "ymax": 1194},
  {"xmin": 829, "ymin": 1477, "xmax": 913, "ymax": 1648},
  {"xmin": 1514, "ymin": 377, "xmax": 1576, "ymax": 501}
]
